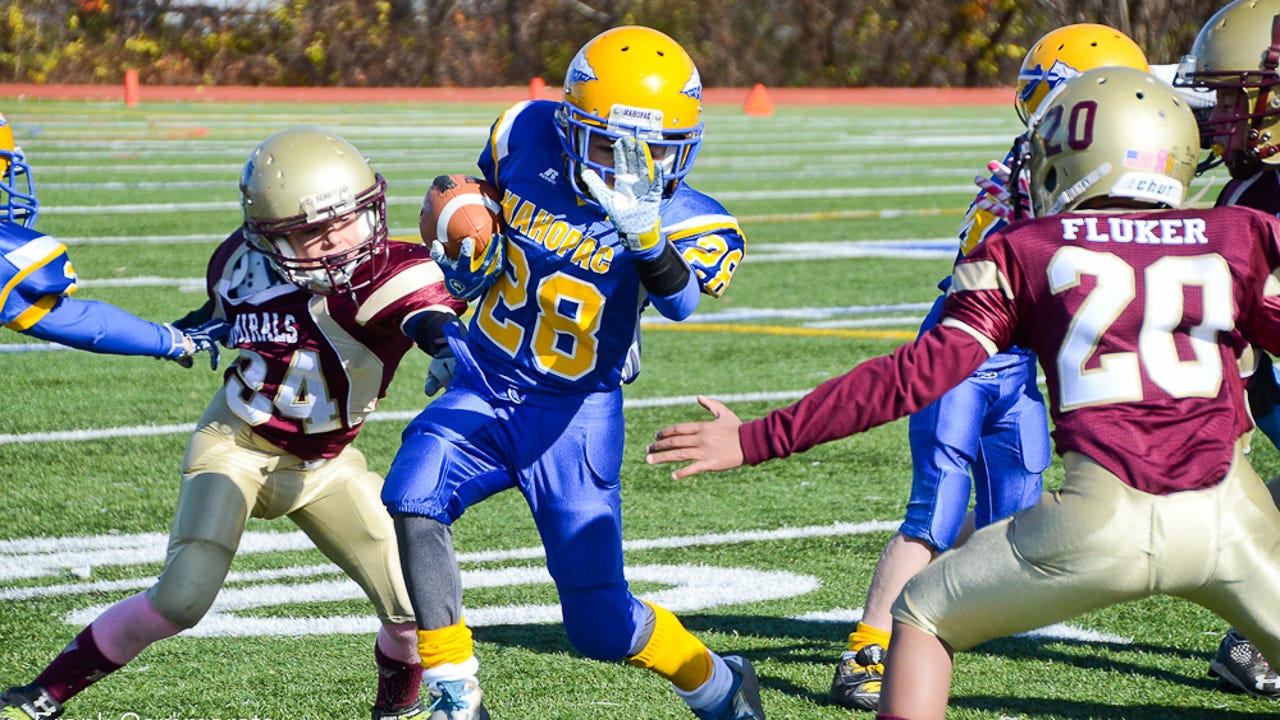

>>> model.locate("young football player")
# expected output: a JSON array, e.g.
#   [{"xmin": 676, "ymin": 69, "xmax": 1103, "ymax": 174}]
[
  {"xmin": 647, "ymin": 67, "xmax": 1280, "ymax": 720},
  {"xmin": 380, "ymin": 26, "xmax": 757, "ymax": 720},
  {"xmin": 827, "ymin": 24, "xmax": 1149, "ymax": 712},
  {"xmin": 1175, "ymin": 0, "xmax": 1280, "ymax": 698},
  {"xmin": 0, "ymin": 127, "xmax": 466, "ymax": 720},
  {"xmin": 0, "ymin": 111, "xmax": 222, "ymax": 366}
]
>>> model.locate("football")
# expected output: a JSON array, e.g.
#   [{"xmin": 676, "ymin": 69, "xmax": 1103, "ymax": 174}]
[{"xmin": 419, "ymin": 174, "xmax": 503, "ymax": 260}]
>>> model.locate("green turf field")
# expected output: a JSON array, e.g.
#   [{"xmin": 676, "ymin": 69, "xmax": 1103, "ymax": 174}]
[{"xmin": 0, "ymin": 98, "xmax": 1269, "ymax": 720}]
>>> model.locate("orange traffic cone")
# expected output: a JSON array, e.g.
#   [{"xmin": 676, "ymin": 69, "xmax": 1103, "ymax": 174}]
[
  {"xmin": 743, "ymin": 83, "xmax": 774, "ymax": 116},
  {"xmin": 529, "ymin": 77, "xmax": 547, "ymax": 100}
]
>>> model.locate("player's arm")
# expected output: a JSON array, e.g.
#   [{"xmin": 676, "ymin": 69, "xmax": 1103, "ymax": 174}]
[
  {"xmin": 20, "ymin": 294, "xmax": 197, "ymax": 360},
  {"xmin": 171, "ymin": 299, "xmax": 214, "ymax": 330},
  {"xmin": 634, "ymin": 241, "xmax": 699, "ymax": 320},
  {"xmin": 646, "ymin": 324, "xmax": 992, "ymax": 478},
  {"xmin": 404, "ymin": 307, "xmax": 461, "ymax": 357},
  {"xmin": 404, "ymin": 307, "xmax": 467, "ymax": 397},
  {"xmin": 386, "ymin": 253, "xmax": 469, "ymax": 396}
]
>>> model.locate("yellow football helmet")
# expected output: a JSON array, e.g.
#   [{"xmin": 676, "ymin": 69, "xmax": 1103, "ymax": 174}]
[
  {"xmin": 1016, "ymin": 23, "xmax": 1150, "ymax": 122},
  {"xmin": 557, "ymin": 26, "xmax": 703, "ymax": 202},
  {"xmin": 1175, "ymin": 0, "xmax": 1280, "ymax": 178},
  {"xmin": 0, "ymin": 111, "xmax": 38, "ymax": 228},
  {"xmin": 240, "ymin": 127, "xmax": 388, "ymax": 294},
  {"xmin": 1027, "ymin": 66, "xmax": 1199, "ymax": 216}
]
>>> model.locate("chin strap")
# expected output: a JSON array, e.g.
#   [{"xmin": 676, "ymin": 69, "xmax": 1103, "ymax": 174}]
[{"xmin": 1049, "ymin": 163, "xmax": 1112, "ymax": 216}]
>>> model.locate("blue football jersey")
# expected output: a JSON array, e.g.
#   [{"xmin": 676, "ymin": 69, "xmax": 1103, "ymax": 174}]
[
  {"xmin": 470, "ymin": 100, "xmax": 744, "ymax": 394},
  {"xmin": 0, "ymin": 222, "xmax": 77, "ymax": 329}
]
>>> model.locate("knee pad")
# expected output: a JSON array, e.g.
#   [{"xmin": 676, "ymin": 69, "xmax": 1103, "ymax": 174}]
[
  {"xmin": 561, "ymin": 588, "xmax": 645, "ymax": 662},
  {"xmin": 147, "ymin": 537, "xmax": 236, "ymax": 629}
]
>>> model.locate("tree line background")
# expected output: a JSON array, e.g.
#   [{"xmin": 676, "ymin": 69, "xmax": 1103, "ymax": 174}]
[{"xmin": 2, "ymin": 0, "xmax": 1226, "ymax": 88}]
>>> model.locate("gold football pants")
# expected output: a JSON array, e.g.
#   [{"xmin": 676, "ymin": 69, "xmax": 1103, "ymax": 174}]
[
  {"xmin": 894, "ymin": 442, "xmax": 1280, "ymax": 668},
  {"xmin": 146, "ymin": 392, "xmax": 414, "ymax": 628}
]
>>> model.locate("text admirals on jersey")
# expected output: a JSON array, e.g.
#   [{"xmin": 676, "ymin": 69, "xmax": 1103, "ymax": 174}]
[
  {"xmin": 1060, "ymin": 217, "xmax": 1208, "ymax": 245},
  {"xmin": 230, "ymin": 311, "xmax": 300, "ymax": 345}
]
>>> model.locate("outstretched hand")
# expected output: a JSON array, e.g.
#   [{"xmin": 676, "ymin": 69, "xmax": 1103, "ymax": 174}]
[
  {"xmin": 645, "ymin": 395, "xmax": 745, "ymax": 479},
  {"xmin": 973, "ymin": 159, "xmax": 1032, "ymax": 221},
  {"xmin": 166, "ymin": 318, "xmax": 231, "ymax": 370},
  {"xmin": 579, "ymin": 135, "xmax": 664, "ymax": 252}
]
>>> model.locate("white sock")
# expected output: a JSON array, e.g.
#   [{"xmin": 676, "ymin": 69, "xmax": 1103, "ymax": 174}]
[
  {"xmin": 674, "ymin": 652, "xmax": 732, "ymax": 712},
  {"xmin": 422, "ymin": 656, "xmax": 480, "ymax": 686}
]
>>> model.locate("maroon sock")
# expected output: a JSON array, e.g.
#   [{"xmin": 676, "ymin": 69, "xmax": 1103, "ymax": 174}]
[
  {"xmin": 33, "ymin": 626, "xmax": 124, "ymax": 703},
  {"xmin": 374, "ymin": 643, "xmax": 423, "ymax": 710}
]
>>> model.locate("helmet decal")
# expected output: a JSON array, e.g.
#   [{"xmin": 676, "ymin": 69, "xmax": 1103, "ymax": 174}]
[
  {"xmin": 682, "ymin": 68, "xmax": 704, "ymax": 101},
  {"xmin": 608, "ymin": 105, "xmax": 665, "ymax": 136},
  {"xmin": 1018, "ymin": 59, "xmax": 1081, "ymax": 107},
  {"xmin": 564, "ymin": 53, "xmax": 598, "ymax": 93},
  {"xmin": 1015, "ymin": 24, "xmax": 1149, "ymax": 122}
]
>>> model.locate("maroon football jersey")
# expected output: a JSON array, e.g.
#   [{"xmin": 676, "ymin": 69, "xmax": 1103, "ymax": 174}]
[
  {"xmin": 205, "ymin": 233, "xmax": 465, "ymax": 461},
  {"xmin": 943, "ymin": 206, "xmax": 1280, "ymax": 493},
  {"xmin": 741, "ymin": 205, "xmax": 1280, "ymax": 495},
  {"xmin": 1217, "ymin": 168, "xmax": 1280, "ymax": 215}
]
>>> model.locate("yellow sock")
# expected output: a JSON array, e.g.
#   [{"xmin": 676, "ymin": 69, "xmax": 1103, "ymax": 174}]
[
  {"xmin": 848, "ymin": 621, "xmax": 891, "ymax": 653},
  {"xmin": 417, "ymin": 618, "xmax": 474, "ymax": 669},
  {"xmin": 626, "ymin": 601, "xmax": 713, "ymax": 691}
]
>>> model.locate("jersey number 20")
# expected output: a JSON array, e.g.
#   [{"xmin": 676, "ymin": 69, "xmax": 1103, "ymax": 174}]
[{"xmin": 1051, "ymin": 246, "xmax": 1233, "ymax": 410}]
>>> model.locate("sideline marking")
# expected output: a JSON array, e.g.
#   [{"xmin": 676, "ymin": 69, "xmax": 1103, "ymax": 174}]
[
  {"xmin": 1, "ymin": 522, "xmax": 1129, "ymax": 646},
  {"xmin": 0, "ymin": 390, "xmax": 814, "ymax": 445},
  {"xmin": 0, "ymin": 520, "xmax": 897, "ymax": 584},
  {"xmin": 792, "ymin": 608, "xmax": 1132, "ymax": 645},
  {"xmin": 646, "ymin": 323, "xmax": 916, "ymax": 341}
]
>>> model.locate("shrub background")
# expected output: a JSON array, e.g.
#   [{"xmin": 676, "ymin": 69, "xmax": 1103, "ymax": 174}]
[{"xmin": 3, "ymin": 0, "xmax": 1222, "ymax": 88}]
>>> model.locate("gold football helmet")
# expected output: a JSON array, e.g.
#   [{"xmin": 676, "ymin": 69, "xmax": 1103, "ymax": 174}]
[
  {"xmin": 1016, "ymin": 23, "xmax": 1150, "ymax": 122},
  {"xmin": 1175, "ymin": 0, "xmax": 1280, "ymax": 178},
  {"xmin": 239, "ymin": 127, "xmax": 388, "ymax": 294},
  {"xmin": 0, "ymin": 111, "xmax": 38, "ymax": 228},
  {"xmin": 1027, "ymin": 66, "xmax": 1199, "ymax": 216},
  {"xmin": 557, "ymin": 26, "xmax": 703, "ymax": 202}
]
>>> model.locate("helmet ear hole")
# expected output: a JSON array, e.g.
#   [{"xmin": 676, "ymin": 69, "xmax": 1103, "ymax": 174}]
[{"xmin": 1044, "ymin": 168, "xmax": 1058, "ymax": 194}]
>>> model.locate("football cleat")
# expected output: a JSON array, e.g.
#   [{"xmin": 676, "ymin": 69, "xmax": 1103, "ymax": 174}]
[
  {"xmin": 694, "ymin": 655, "xmax": 765, "ymax": 720},
  {"xmin": 1209, "ymin": 628, "xmax": 1280, "ymax": 699},
  {"xmin": 371, "ymin": 699, "xmax": 428, "ymax": 720},
  {"xmin": 0, "ymin": 685, "xmax": 62, "ymax": 720},
  {"xmin": 423, "ymin": 677, "xmax": 489, "ymax": 720},
  {"xmin": 829, "ymin": 644, "xmax": 886, "ymax": 711}
]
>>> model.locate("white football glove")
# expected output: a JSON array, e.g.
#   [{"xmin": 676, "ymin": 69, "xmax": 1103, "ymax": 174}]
[
  {"xmin": 424, "ymin": 347, "xmax": 456, "ymax": 397},
  {"xmin": 579, "ymin": 135, "xmax": 664, "ymax": 252}
]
